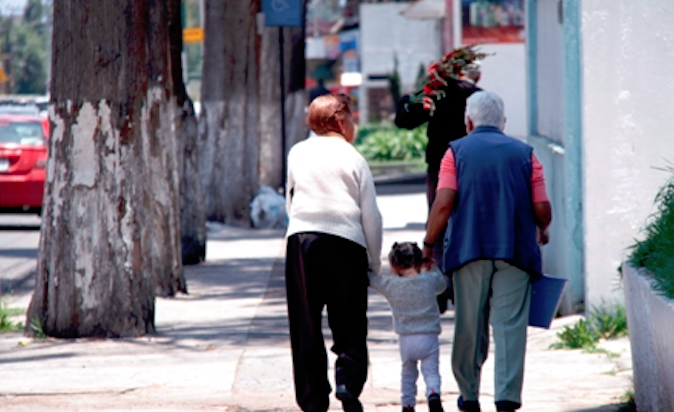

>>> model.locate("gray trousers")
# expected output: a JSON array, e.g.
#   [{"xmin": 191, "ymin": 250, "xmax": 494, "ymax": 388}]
[
  {"xmin": 399, "ymin": 333, "xmax": 441, "ymax": 407},
  {"xmin": 452, "ymin": 260, "xmax": 531, "ymax": 407}
]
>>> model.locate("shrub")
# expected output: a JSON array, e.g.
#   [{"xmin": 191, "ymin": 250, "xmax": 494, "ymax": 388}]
[
  {"xmin": 355, "ymin": 122, "xmax": 427, "ymax": 162},
  {"xmin": 616, "ymin": 390, "xmax": 637, "ymax": 412},
  {"xmin": 629, "ymin": 167, "xmax": 674, "ymax": 299}
]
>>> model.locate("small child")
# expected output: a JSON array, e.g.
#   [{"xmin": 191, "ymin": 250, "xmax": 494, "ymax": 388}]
[{"xmin": 369, "ymin": 242, "xmax": 448, "ymax": 412}]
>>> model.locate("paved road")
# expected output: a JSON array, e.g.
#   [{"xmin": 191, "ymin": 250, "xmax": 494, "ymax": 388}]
[{"xmin": 0, "ymin": 214, "xmax": 41, "ymax": 297}]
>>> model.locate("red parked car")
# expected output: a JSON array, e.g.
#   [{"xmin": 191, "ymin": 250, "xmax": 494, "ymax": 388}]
[{"xmin": 0, "ymin": 115, "xmax": 49, "ymax": 214}]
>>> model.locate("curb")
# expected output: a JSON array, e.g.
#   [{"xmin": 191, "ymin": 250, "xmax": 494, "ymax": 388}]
[{"xmin": 373, "ymin": 172, "xmax": 426, "ymax": 186}]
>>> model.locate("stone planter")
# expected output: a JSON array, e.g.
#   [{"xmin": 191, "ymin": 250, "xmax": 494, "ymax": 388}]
[{"xmin": 622, "ymin": 263, "xmax": 674, "ymax": 412}]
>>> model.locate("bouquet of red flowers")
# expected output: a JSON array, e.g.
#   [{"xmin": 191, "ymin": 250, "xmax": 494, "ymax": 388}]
[{"xmin": 410, "ymin": 44, "xmax": 491, "ymax": 115}]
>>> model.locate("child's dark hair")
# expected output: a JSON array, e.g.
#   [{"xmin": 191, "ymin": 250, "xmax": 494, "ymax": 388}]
[{"xmin": 388, "ymin": 242, "xmax": 423, "ymax": 270}]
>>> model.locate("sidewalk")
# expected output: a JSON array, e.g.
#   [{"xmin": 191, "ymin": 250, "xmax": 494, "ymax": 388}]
[{"xmin": 0, "ymin": 184, "xmax": 633, "ymax": 412}]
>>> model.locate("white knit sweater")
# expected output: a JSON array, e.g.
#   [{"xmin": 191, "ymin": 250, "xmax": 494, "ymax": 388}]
[{"xmin": 286, "ymin": 135, "xmax": 383, "ymax": 274}]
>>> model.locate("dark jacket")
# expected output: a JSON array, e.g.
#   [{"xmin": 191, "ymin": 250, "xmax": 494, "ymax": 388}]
[
  {"xmin": 443, "ymin": 126, "xmax": 542, "ymax": 277},
  {"xmin": 395, "ymin": 79, "xmax": 481, "ymax": 175}
]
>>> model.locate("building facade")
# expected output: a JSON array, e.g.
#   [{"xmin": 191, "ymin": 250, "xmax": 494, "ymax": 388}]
[{"xmin": 526, "ymin": 0, "xmax": 674, "ymax": 311}]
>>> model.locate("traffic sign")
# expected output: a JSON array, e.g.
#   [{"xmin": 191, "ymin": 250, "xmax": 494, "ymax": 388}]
[
  {"xmin": 183, "ymin": 27, "xmax": 204, "ymax": 43},
  {"xmin": 262, "ymin": 0, "xmax": 302, "ymax": 27}
]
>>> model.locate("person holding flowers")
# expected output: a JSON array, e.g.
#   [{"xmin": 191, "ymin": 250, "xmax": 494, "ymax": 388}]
[
  {"xmin": 396, "ymin": 45, "xmax": 488, "ymax": 214},
  {"xmin": 395, "ymin": 45, "xmax": 488, "ymax": 311}
]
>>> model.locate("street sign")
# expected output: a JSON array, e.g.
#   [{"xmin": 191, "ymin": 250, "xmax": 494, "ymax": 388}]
[
  {"xmin": 183, "ymin": 27, "xmax": 204, "ymax": 43},
  {"xmin": 262, "ymin": 0, "xmax": 302, "ymax": 27}
]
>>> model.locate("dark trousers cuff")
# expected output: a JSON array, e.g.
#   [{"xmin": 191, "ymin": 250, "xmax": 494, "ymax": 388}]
[
  {"xmin": 457, "ymin": 395, "xmax": 481, "ymax": 412},
  {"xmin": 495, "ymin": 400, "xmax": 521, "ymax": 412}
]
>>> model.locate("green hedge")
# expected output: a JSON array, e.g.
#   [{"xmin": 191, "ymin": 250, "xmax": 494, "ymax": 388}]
[
  {"xmin": 355, "ymin": 122, "xmax": 427, "ymax": 162},
  {"xmin": 629, "ymin": 169, "xmax": 674, "ymax": 299}
]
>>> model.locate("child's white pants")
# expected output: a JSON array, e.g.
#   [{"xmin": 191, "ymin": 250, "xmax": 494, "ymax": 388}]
[{"xmin": 399, "ymin": 333, "xmax": 441, "ymax": 407}]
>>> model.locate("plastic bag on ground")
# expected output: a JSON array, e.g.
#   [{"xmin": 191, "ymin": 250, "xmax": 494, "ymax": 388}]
[{"xmin": 250, "ymin": 186, "xmax": 288, "ymax": 229}]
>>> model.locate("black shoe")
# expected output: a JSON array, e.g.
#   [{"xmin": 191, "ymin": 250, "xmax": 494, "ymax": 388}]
[
  {"xmin": 336, "ymin": 384, "xmax": 363, "ymax": 412},
  {"xmin": 494, "ymin": 400, "xmax": 520, "ymax": 412},
  {"xmin": 428, "ymin": 393, "xmax": 444, "ymax": 412},
  {"xmin": 457, "ymin": 395, "xmax": 481, "ymax": 412},
  {"xmin": 402, "ymin": 406, "xmax": 415, "ymax": 412}
]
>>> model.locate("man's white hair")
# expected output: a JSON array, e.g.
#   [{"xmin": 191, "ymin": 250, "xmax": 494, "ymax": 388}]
[{"xmin": 465, "ymin": 91, "xmax": 505, "ymax": 129}]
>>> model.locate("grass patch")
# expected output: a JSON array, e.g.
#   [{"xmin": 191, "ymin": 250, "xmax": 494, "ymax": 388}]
[
  {"xmin": 629, "ymin": 166, "xmax": 674, "ymax": 300},
  {"xmin": 551, "ymin": 303, "xmax": 628, "ymax": 352},
  {"xmin": 589, "ymin": 303, "xmax": 628, "ymax": 340},
  {"xmin": 550, "ymin": 318, "xmax": 598, "ymax": 350},
  {"xmin": 30, "ymin": 316, "xmax": 47, "ymax": 340},
  {"xmin": 615, "ymin": 390, "xmax": 637, "ymax": 412},
  {"xmin": 0, "ymin": 297, "xmax": 25, "ymax": 333}
]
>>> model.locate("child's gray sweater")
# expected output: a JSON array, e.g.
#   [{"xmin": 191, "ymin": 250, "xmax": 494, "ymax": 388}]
[{"xmin": 369, "ymin": 269, "xmax": 447, "ymax": 335}]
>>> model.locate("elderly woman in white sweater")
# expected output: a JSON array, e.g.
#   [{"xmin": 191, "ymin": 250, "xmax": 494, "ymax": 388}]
[{"xmin": 285, "ymin": 94, "xmax": 383, "ymax": 412}]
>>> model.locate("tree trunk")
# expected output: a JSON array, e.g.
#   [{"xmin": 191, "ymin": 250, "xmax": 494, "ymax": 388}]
[
  {"xmin": 259, "ymin": 8, "xmax": 307, "ymax": 190},
  {"xmin": 199, "ymin": 0, "xmax": 261, "ymax": 226},
  {"xmin": 26, "ymin": 0, "xmax": 184, "ymax": 338},
  {"xmin": 259, "ymin": 27, "xmax": 284, "ymax": 189},
  {"xmin": 286, "ymin": 22, "xmax": 308, "ymax": 155},
  {"xmin": 177, "ymin": 100, "xmax": 207, "ymax": 265},
  {"xmin": 146, "ymin": 0, "xmax": 185, "ymax": 297},
  {"xmin": 168, "ymin": 0, "xmax": 207, "ymax": 266}
]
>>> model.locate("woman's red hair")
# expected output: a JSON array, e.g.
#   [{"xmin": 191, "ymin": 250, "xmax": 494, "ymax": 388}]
[{"xmin": 307, "ymin": 94, "xmax": 353, "ymax": 135}]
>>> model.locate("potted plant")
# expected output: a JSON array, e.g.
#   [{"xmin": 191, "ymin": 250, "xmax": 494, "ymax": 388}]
[{"xmin": 623, "ymin": 168, "xmax": 674, "ymax": 412}]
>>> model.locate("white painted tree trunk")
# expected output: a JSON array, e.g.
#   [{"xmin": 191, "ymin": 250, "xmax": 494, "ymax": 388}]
[
  {"xmin": 199, "ymin": 0, "xmax": 261, "ymax": 226},
  {"xmin": 27, "ymin": 0, "xmax": 185, "ymax": 337},
  {"xmin": 259, "ymin": 27, "xmax": 284, "ymax": 189}
]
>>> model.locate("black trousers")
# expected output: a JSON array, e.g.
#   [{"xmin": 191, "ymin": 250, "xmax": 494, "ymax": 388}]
[{"xmin": 285, "ymin": 232, "xmax": 369, "ymax": 412}]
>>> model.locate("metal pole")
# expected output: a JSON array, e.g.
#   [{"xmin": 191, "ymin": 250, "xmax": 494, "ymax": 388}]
[{"xmin": 279, "ymin": 27, "xmax": 287, "ymax": 192}]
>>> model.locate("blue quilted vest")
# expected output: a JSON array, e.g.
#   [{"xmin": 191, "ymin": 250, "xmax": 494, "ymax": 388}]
[{"xmin": 443, "ymin": 126, "xmax": 542, "ymax": 276}]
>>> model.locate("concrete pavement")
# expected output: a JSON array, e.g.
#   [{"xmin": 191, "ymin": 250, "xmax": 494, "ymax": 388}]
[{"xmin": 0, "ymin": 185, "xmax": 633, "ymax": 412}]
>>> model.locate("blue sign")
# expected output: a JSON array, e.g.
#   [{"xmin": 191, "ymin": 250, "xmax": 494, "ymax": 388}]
[{"xmin": 262, "ymin": 0, "xmax": 302, "ymax": 27}]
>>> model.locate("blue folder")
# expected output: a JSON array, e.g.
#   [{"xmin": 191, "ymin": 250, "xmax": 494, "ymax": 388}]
[{"xmin": 529, "ymin": 274, "xmax": 568, "ymax": 329}]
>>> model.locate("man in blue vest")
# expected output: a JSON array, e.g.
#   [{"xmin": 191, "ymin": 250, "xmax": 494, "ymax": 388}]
[{"xmin": 421, "ymin": 91, "xmax": 552, "ymax": 412}]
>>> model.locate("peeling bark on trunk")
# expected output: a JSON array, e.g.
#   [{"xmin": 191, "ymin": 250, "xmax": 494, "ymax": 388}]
[
  {"xmin": 199, "ymin": 0, "xmax": 261, "ymax": 226},
  {"xmin": 26, "ymin": 0, "xmax": 185, "ymax": 338}
]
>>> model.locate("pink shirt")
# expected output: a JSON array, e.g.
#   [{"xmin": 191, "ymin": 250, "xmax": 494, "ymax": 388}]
[{"xmin": 437, "ymin": 150, "xmax": 550, "ymax": 203}]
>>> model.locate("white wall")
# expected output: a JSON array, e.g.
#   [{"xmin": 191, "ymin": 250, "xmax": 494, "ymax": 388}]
[
  {"xmin": 360, "ymin": 3, "xmax": 442, "ymax": 91},
  {"xmin": 359, "ymin": 3, "xmax": 442, "ymax": 123},
  {"xmin": 582, "ymin": 1, "xmax": 674, "ymax": 307},
  {"xmin": 476, "ymin": 44, "xmax": 528, "ymax": 138},
  {"xmin": 535, "ymin": 0, "xmax": 564, "ymax": 143}
]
